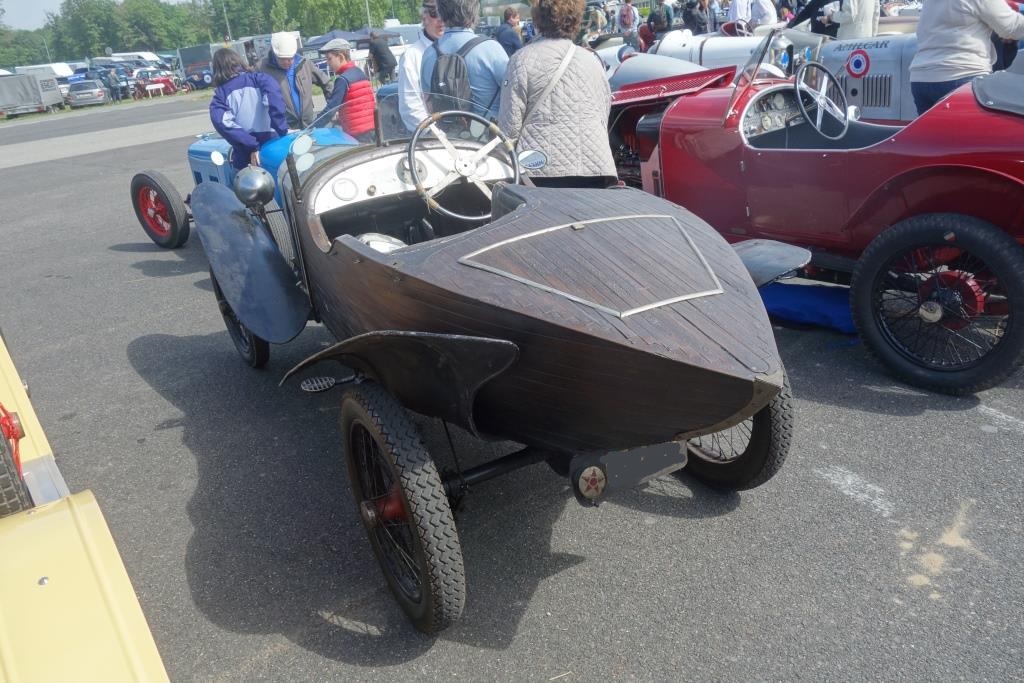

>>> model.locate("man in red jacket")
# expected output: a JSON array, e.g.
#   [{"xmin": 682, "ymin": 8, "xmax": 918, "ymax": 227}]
[{"xmin": 319, "ymin": 38, "xmax": 377, "ymax": 142}]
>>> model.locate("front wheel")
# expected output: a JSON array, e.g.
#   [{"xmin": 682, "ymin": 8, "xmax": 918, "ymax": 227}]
[
  {"xmin": 210, "ymin": 269, "xmax": 269, "ymax": 368},
  {"xmin": 130, "ymin": 170, "xmax": 190, "ymax": 248},
  {"xmin": 677, "ymin": 375, "xmax": 792, "ymax": 491},
  {"xmin": 850, "ymin": 214, "xmax": 1024, "ymax": 394},
  {"xmin": 341, "ymin": 382, "xmax": 466, "ymax": 634}
]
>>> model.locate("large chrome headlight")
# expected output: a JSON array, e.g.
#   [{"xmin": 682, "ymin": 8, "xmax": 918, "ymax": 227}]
[{"xmin": 233, "ymin": 165, "xmax": 275, "ymax": 207}]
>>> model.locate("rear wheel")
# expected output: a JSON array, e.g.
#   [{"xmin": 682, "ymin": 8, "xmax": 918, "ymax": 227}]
[
  {"xmin": 210, "ymin": 269, "xmax": 269, "ymax": 368},
  {"xmin": 1, "ymin": 428, "xmax": 31, "ymax": 518},
  {"xmin": 850, "ymin": 214, "xmax": 1024, "ymax": 394},
  {"xmin": 677, "ymin": 375, "xmax": 792, "ymax": 491},
  {"xmin": 131, "ymin": 170, "xmax": 190, "ymax": 248},
  {"xmin": 341, "ymin": 382, "xmax": 465, "ymax": 634}
]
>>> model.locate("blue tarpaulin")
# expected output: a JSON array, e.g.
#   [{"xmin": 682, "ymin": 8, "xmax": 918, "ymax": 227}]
[{"xmin": 759, "ymin": 282, "xmax": 857, "ymax": 334}]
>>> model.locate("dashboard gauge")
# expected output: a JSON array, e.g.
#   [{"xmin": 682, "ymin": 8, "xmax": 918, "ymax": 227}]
[
  {"xmin": 761, "ymin": 114, "xmax": 773, "ymax": 129},
  {"xmin": 773, "ymin": 93, "xmax": 786, "ymax": 109}
]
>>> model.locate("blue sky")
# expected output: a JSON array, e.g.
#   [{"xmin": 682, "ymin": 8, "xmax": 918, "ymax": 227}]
[
  {"xmin": 3, "ymin": 0, "xmax": 190, "ymax": 30},
  {"xmin": 4, "ymin": 0, "xmax": 63, "ymax": 30}
]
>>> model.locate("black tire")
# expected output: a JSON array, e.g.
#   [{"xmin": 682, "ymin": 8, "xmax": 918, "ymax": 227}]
[
  {"xmin": 130, "ymin": 170, "xmax": 190, "ymax": 248},
  {"xmin": 850, "ymin": 214, "xmax": 1024, "ymax": 394},
  {"xmin": 210, "ymin": 269, "xmax": 270, "ymax": 368},
  {"xmin": 677, "ymin": 375, "xmax": 792, "ymax": 491},
  {"xmin": 340, "ymin": 382, "xmax": 466, "ymax": 634},
  {"xmin": 1, "ymin": 432, "xmax": 32, "ymax": 518}
]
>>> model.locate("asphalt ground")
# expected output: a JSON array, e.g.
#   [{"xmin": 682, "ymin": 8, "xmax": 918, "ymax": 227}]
[{"xmin": 1, "ymin": 96, "xmax": 1022, "ymax": 682}]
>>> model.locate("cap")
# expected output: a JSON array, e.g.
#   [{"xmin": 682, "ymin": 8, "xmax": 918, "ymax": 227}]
[
  {"xmin": 318, "ymin": 38, "xmax": 352, "ymax": 53},
  {"xmin": 271, "ymin": 32, "xmax": 298, "ymax": 58}
]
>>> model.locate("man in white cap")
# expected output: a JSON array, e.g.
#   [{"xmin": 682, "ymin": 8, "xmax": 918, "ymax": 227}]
[
  {"xmin": 259, "ymin": 31, "xmax": 333, "ymax": 128},
  {"xmin": 397, "ymin": 0, "xmax": 446, "ymax": 131}
]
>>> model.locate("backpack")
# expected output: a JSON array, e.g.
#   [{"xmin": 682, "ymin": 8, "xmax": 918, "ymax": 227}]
[
  {"xmin": 650, "ymin": 5, "xmax": 669, "ymax": 30},
  {"xmin": 619, "ymin": 4, "xmax": 636, "ymax": 30},
  {"xmin": 427, "ymin": 36, "xmax": 488, "ymax": 113}
]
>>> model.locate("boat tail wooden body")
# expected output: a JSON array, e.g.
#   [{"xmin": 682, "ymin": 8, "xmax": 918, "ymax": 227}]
[{"xmin": 298, "ymin": 185, "xmax": 784, "ymax": 453}]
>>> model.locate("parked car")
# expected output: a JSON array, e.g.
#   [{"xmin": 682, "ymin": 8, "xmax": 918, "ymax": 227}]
[
  {"xmin": 67, "ymin": 80, "xmax": 108, "ymax": 108},
  {"xmin": 132, "ymin": 68, "xmax": 178, "ymax": 96},
  {"xmin": 609, "ymin": 28, "xmax": 1024, "ymax": 393},
  {"xmin": 128, "ymin": 92, "xmax": 807, "ymax": 633},
  {"xmin": 606, "ymin": 17, "xmax": 920, "ymax": 122}
]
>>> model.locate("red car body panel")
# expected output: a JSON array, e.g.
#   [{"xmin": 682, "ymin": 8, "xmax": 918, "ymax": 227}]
[{"xmin": 631, "ymin": 78, "xmax": 1024, "ymax": 262}]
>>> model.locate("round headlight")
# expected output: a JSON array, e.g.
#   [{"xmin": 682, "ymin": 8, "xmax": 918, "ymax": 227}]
[{"xmin": 233, "ymin": 165, "xmax": 275, "ymax": 207}]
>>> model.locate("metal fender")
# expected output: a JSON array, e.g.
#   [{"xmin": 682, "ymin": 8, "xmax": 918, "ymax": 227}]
[
  {"xmin": 281, "ymin": 331, "xmax": 519, "ymax": 436},
  {"xmin": 732, "ymin": 239, "xmax": 812, "ymax": 288},
  {"xmin": 191, "ymin": 182, "xmax": 310, "ymax": 344}
]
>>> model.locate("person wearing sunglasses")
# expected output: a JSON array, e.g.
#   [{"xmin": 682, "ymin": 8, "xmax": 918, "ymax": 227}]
[{"xmin": 398, "ymin": 0, "xmax": 446, "ymax": 131}]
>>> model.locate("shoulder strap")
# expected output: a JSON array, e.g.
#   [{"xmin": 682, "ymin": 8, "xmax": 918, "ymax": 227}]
[
  {"xmin": 516, "ymin": 43, "xmax": 577, "ymax": 141},
  {"xmin": 456, "ymin": 35, "xmax": 488, "ymax": 58}
]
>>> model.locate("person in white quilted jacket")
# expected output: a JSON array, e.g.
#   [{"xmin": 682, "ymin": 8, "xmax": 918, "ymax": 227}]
[{"xmin": 497, "ymin": 0, "xmax": 617, "ymax": 187}]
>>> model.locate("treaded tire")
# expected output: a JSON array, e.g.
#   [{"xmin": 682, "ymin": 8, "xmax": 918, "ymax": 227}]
[
  {"xmin": 678, "ymin": 375, "xmax": 792, "ymax": 491},
  {"xmin": 0, "ymin": 433, "xmax": 32, "ymax": 518},
  {"xmin": 850, "ymin": 214, "xmax": 1024, "ymax": 395},
  {"xmin": 210, "ymin": 269, "xmax": 270, "ymax": 368},
  {"xmin": 341, "ymin": 382, "xmax": 466, "ymax": 634},
  {"xmin": 131, "ymin": 170, "xmax": 190, "ymax": 248}
]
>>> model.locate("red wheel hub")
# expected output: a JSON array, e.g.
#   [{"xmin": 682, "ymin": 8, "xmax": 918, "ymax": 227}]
[
  {"xmin": 376, "ymin": 486, "xmax": 407, "ymax": 522},
  {"xmin": 918, "ymin": 271, "xmax": 987, "ymax": 330},
  {"xmin": 137, "ymin": 186, "xmax": 171, "ymax": 237},
  {"xmin": 0, "ymin": 402, "xmax": 24, "ymax": 476}
]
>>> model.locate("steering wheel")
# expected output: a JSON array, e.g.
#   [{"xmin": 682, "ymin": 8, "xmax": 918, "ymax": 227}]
[
  {"xmin": 407, "ymin": 110, "xmax": 519, "ymax": 222},
  {"xmin": 794, "ymin": 61, "xmax": 849, "ymax": 140},
  {"xmin": 724, "ymin": 19, "xmax": 752, "ymax": 36}
]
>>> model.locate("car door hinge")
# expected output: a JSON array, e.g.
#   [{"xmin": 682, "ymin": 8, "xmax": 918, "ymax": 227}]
[
  {"xmin": 745, "ymin": 205, "xmax": 751, "ymax": 217},
  {"xmin": 739, "ymin": 160, "xmax": 745, "ymax": 172}
]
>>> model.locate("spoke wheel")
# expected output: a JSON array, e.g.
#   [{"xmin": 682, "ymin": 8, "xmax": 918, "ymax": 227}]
[
  {"xmin": 130, "ymin": 170, "xmax": 190, "ymax": 248},
  {"xmin": 677, "ymin": 374, "xmax": 792, "ymax": 490},
  {"xmin": 210, "ymin": 269, "xmax": 269, "ymax": 368},
  {"xmin": 340, "ymin": 382, "xmax": 465, "ymax": 634},
  {"xmin": 852, "ymin": 214, "xmax": 1024, "ymax": 394}
]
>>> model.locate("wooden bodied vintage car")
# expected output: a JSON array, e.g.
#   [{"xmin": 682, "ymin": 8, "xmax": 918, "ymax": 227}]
[
  {"xmin": 609, "ymin": 28, "xmax": 1024, "ymax": 394},
  {"xmin": 129, "ymin": 94, "xmax": 808, "ymax": 633}
]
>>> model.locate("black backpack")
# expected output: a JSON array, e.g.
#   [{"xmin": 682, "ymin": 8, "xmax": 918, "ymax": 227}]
[
  {"xmin": 650, "ymin": 5, "xmax": 669, "ymax": 31},
  {"xmin": 427, "ymin": 36, "xmax": 488, "ymax": 113}
]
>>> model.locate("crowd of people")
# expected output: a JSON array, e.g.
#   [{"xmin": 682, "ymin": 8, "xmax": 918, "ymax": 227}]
[{"xmin": 208, "ymin": 0, "xmax": 1024, "ymax": 175}]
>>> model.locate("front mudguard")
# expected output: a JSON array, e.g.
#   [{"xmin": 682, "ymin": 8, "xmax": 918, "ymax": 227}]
[
  {"xmin": 191, "ymin": 182, "xmax": 310, "ymax": 344},
  {"xmin": 282, "ymin": 331, "xmax": 519, "ymax": 437}
]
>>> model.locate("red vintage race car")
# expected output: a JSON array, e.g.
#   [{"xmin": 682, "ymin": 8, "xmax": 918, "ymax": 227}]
[{"xmin": 609, "ymin": 28, "xmax": 1024, "ymax": 394}]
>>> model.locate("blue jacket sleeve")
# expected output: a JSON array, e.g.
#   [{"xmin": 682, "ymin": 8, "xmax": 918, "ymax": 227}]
[
  {"xmin": 209, "ymin": 84, "xmax": 259, "ymax": 152},
  {"xmin": 325, "ymin": 73, "xmax": 349, "ymax": 113},
  {"xmin": 256, "ymin": 72, "xmax": 290, "ymax": 136}
]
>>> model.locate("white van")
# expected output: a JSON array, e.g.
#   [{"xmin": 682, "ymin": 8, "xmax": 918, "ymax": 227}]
[{"xmin": 111, "ymin": 51, "xmax": 162, "ymax": 64}]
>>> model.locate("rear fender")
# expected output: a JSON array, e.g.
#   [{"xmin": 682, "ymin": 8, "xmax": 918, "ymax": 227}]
[
  {"xmin": 848, "ymin": 165, "xmax": 1024, "ymax": 248},
  {"xmin": 732, "ymin": 239, "xmax": 812, "ymax": 288},
  {"xmin": 191, "ymin": 182, "xmax": 310, "ymax": 344},
  {"xmin": 281, "ymin": 331, "xmax": 519, "ymax": 436}
]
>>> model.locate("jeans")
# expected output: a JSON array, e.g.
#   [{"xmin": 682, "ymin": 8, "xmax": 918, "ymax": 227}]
[{"xmin": 911, "ymin": 76, "xmax": 975, "ymax": 116}]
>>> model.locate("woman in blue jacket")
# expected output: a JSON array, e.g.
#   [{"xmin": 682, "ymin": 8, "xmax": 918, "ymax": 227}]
[{"xmin": 209, "ymin": 49, "xmax": 289, "ymax": 169}]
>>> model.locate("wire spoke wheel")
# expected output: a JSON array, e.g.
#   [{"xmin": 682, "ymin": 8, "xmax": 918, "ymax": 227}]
[
  {"xmin": 209, "ymin": 269, "xmax": 269, "ymax": 368},
  {"xmin": 341, "ymin": 383, "xmax": 465, "ymax": 634},
  {"xmin": 851, "ymin": 214, "xmax": 1024, "ymax": 394},
  {"xmin": 873, "ymin": 245, "xmax": 1007, "ymax": 371},
  {"xmin": 677, "ymin": 375, "xmax": 792, "ymax": 491}
]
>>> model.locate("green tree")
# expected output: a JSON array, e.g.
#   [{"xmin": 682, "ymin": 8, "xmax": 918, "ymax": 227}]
[
  {"xmin": 54, "ymin": 0, "xmax": 126, "ymax": 57},
  {"xmin": 120, "ymin": 0, "xmax": 173, "ymax": 49}
]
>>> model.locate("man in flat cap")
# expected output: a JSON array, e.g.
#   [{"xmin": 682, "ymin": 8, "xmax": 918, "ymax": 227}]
[{"xmin": 319, "ymin": 38, "xmax": 376, "ymax": 142}]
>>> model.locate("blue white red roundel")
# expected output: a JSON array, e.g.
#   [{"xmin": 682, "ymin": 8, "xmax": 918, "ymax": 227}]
[{"xmin": 846, "ymin": 49, "xmax": 870, "ymax": 78}]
